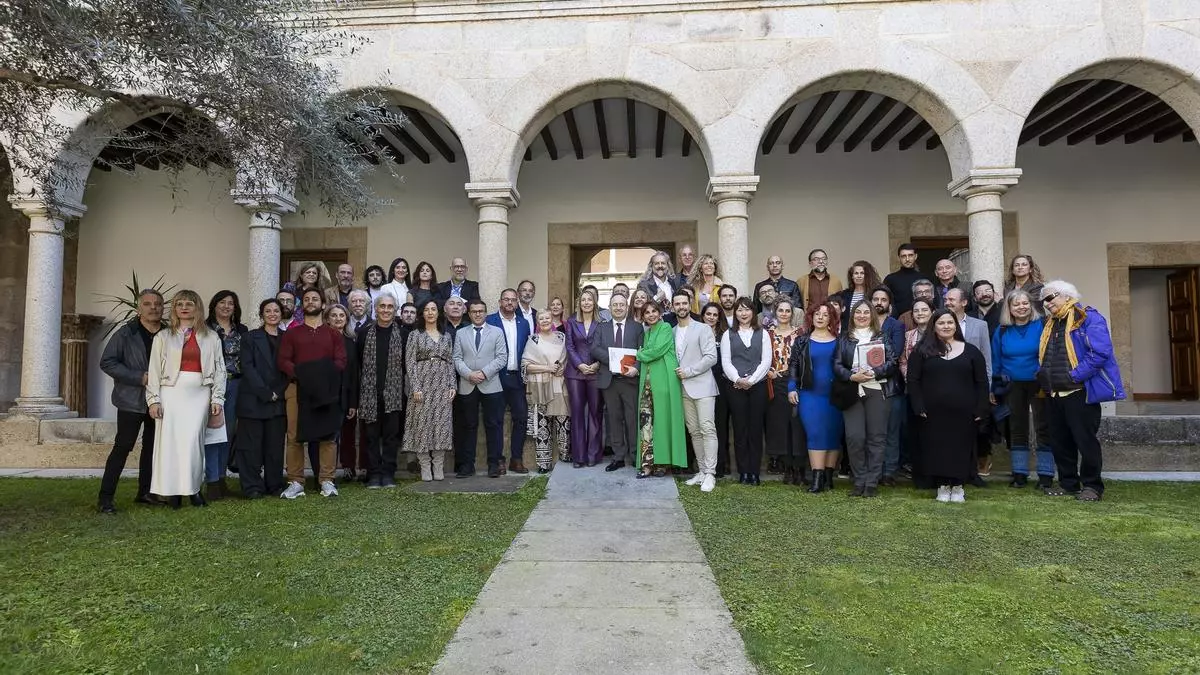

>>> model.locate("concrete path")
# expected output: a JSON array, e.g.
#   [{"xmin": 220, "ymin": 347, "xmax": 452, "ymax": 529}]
[{"xmin": 432, "ymin": 464, "xmax": 756, "ymax": 675}]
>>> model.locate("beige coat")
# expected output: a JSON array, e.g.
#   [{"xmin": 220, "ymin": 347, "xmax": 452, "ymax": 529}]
[{"xmin": 145, "ymin": 327, "xmax": 227, "ymax": 407}]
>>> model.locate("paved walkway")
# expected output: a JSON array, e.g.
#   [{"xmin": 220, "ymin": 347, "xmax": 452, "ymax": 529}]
[{"xmin": 432, "ymin": 464, "xmax": 755, "ymax": 675}]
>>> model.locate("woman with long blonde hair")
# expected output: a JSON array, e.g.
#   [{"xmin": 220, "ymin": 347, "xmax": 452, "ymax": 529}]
[
  {"xmin": 146, "ymin": 290, "xmax": 227, "ymax": 509},
  {"xmin": 1003, "ymin": 254, "xmax": 1046, "ymax": 301},
  {"xmin": 688, "ymin": 254, "xmax": 723, "ymax": 314}
]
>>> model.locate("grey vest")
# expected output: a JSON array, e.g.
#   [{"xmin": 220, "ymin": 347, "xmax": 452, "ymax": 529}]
[{"xmin": 729, "ymin": 329, "xmax": 764, "ymax": 378}]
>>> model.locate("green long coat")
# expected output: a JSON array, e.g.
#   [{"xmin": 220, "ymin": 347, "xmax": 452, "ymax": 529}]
[{"xmin": 637, "ymin": 321, "xmax": 688, "ymax": 468}]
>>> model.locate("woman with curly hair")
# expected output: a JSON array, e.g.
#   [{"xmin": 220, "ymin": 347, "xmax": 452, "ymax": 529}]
[
  {"xmin": 834, "ymin": 260, "xmax": 882, "ymax": 331},
  {"xmin": 687, "ymin": 254, "xmax": 723, "ymax": 314},
  {"xmin": 284, "ymin": 262, "xmax": 338, "ymax": 323}
]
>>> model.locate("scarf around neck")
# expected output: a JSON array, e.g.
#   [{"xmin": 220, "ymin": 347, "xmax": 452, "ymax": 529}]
[{"xmin": 360, "ymin": 323, "xmax": 405, "ymax": 422}]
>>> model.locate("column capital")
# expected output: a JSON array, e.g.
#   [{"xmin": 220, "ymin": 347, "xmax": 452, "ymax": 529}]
[
  {"xmin": 7, "ymin": 195, "xmax": 87, "ymax": 229},
  {"xmin": 231, "ymin": 190, "xmax": 298, "ymax": 216},
  {"xmin": 947, "ymin": 168, "xmax": 1022, "ymax": 199},
  {"xmin": 466, "ymin": 182, "xmax": 520, "ymax": 209},
  {"xmin": 706, "ymin": 176, "xmax": 759, "ymax": 203}
]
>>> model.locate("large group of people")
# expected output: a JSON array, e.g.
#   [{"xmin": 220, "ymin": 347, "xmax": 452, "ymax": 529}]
[{"xmin": 96, "ymin": 245, "xmax": 1124, "ymax": 513}]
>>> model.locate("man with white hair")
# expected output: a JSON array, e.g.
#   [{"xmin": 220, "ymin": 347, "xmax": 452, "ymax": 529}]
[
  {"xmin": 355, "ymin": 292, "xmax": 407, "ymax": 488},
  {"xmin": 347, "ymin": 289, "xmax": 372, "ymax": 332},
  {"xmin": 1038, "ymin": 280, "xmax": 1124, "ymax": 501},
  {"xmin": 637, "ymin": 251, "xmax": 678, "ymax": 322}
]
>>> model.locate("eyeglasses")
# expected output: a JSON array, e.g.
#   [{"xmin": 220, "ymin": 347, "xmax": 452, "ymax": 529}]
[{"xmin": 1042, "ymin": 293, "xmax": 1059, "ymax": 304}]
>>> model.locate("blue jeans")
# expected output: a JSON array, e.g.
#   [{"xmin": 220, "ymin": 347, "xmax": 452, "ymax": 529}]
[
  {"xmin": 883, "ymin": 393, "xmax": 905, "ymax": 476},
  {"xmin": 204, "ymin": 377, "xmax": 239, "ymax": 482}
]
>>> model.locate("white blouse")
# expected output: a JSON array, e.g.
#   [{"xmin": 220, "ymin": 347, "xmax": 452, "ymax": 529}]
[{"xmin": 720, "ymin": 328, "xmax": 772, "ymax": 385}]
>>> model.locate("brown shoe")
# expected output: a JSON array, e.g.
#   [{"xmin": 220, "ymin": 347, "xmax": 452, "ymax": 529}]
[
  {"xmin": 508, "ymin": 460, "xmax": 529, "ymax": 475},
  {"xmin": 977, "ymin": 456, "xmax": 992, "ymax": 477}
]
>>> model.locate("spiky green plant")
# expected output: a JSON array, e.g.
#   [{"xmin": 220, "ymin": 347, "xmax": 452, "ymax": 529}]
[{"xmin": 94, "ymin": 271, "xmax": 176, "ymax": 339}]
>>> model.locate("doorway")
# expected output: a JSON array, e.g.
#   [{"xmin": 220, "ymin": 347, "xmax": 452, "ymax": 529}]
[
  {"xmin": 910, "ymin": 236, "xmax": 971, "ymax": 282},
  {"xmin": 571, "ymin": 246, "xmax": 669, "ymax": 310},
  {"xmin": 280, "ymin": 249, "xmax": 349, "ymax": 287},
  {"xmin": 1129, "ymin": 265, "xmax": 1200, "ymax": 405}
]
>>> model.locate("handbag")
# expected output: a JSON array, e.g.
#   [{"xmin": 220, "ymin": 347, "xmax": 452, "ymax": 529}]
[{"xmin": 830, "ymin": 378, "xmax": 860, "ymax": 411}]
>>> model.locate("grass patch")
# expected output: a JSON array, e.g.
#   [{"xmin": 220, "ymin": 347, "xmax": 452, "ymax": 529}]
[
  {"xmin": 0, "ymin": 477, "xmax": 545, "ymax": 673},
  {"xmin": 679, "ymin": 481, "xmax": 1200, "ymax": 675}
]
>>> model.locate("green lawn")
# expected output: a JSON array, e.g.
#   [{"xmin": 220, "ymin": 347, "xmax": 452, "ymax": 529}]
[
  {"xmin": 680, "ymin": 481, "xmax": 1200, "ymax": 675},
  {"xmin": 0, "ymin": 477, "xmax": 544, "ymax": 674}
]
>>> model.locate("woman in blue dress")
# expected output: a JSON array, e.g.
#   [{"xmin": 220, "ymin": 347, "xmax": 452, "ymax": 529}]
[{"xmin": 788, "ymin": 300, "xmax": 844, "ymax": 493}]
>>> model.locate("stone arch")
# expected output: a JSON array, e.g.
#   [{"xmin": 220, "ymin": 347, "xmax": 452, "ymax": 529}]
[
  {"xmin": 996, "ymin": 25, "xmax": 1200, "ymax": 167},
  {"xmin": 489, "ymin": 48, "xmax": 727, "ymax": 184},
  {"xmin": 731, "ymin": 40, "xmax": 994, "ymax": 181}
]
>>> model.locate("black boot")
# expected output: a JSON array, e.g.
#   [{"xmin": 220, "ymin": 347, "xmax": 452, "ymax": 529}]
[
  {"xmin": 168, "ymin": 496, "xmax": 182, "ymax": 510},
  {"xmin": 97, "ymin": 496, "xmax": 117, "ymax": 514},
  {"xmin": 823, "ymin": 468, "xmax": 835, "ymax": 491},
  {"xmin": 189, "ymin": 492, "xmax": 208, "ymax": 507},
  {"xmin": 807, "ymin": 469, "xmax": 825, "ymax": 493}
]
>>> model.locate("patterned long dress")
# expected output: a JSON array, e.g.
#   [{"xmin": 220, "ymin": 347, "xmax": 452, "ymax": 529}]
[{"xmin": 402, "ymin": 329, "xmax": 456, "ymax": 454}]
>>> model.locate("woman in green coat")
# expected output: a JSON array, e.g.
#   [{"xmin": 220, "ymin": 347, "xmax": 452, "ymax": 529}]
[{"xmin": 635, "ymin": 303, "xmax": 688, "ymax": 477}]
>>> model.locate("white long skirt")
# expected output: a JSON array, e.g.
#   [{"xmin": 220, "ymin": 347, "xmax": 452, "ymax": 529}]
[{"xmin": 150, "ymin": 371, "xmax": 209, "ymax": 496}]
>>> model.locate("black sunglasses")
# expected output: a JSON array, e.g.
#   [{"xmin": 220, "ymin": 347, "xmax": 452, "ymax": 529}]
[{"xmin": 1042, "ymin": 293, "xmax": 1059, "ymax": 304}]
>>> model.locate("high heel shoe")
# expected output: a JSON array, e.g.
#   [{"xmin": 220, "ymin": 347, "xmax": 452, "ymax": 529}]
[
  {"xmin": 807, "ymin": 469, "xmax": 825, "ymax": 493},
  {"xmin": 750, "ymin": 474, "xmax": 761, "ymax": 486},
  {"xmin": 738, "ymin": 473, "xmax": 747, "ymax": 484},
  {"xmin": 189, "ymin": 492, "xmax": 208, "ymax": 507}
]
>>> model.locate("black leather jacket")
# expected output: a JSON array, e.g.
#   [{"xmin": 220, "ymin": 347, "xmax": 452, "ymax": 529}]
[{"xmin": 833, "ymin": 329, "xmax": 900, "ymax": 398}]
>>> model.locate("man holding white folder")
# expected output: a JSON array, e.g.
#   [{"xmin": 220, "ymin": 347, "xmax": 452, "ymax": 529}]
[
  {"xmin": 592, "ymin": 294, "xmax": 642, "ymax": 471},
  {"xmin": 671, "ymin": 292, "xmax": 720, "ymax": 492}
]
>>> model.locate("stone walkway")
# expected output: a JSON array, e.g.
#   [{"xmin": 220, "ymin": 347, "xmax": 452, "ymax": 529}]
[{"xmin": 432, "ymin": 464, "xmax": 756, "ymax": 675}]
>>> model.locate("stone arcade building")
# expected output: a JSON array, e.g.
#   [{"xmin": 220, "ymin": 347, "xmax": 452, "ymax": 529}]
[{"xmin": 1, "ymin": 0, "xmax": 1199, "ymax": 467}]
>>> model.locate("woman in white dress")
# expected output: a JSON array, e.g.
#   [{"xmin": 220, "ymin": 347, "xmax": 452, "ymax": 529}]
[{"xmin": 146, "ymin": 290, "xmax": 227, "ymax": 509}]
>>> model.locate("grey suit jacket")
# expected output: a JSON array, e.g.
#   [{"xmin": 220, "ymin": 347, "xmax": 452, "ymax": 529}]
[
  {"xmin": 675, "ymin": 321, "xmax": 719, "ymax": 399},
  {"xmin": 591, "ymin": 318, "xmax": 644, "ymax": 389},
  {"xmin": 961, "ymin": 315, "xmax": 992, "ymax": 380},
  {"xmin": 452, "ymin": 323, "xmax": 508, "ymax": 395}
]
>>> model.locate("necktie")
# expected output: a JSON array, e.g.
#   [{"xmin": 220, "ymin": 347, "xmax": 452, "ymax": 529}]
[
  {"xmin": 475, "ymin": 326, "xmax": 482, "ymax": 350},
  {"xmin": 615, "ymin": 322, "xmax": 623, "ymax": 348}
]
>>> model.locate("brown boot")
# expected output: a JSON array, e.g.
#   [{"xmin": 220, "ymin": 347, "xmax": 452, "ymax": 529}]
[
  {"xmin": 206, "ymin": 481, "xmax": 223, "ymax": 501},
  {"xmin": 508, "ymin": 460, "xmax": 529, "ymax": 475}
]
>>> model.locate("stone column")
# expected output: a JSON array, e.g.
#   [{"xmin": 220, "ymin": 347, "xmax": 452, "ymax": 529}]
[
  {"xmin": 7, "ymin": 196, "xmax": 86, "ymax": 416},
  {"xmin": 707, "ymin": 176, "xmax": 759, "ymax": 298},
  {"xmin": 233, "ymin": 191, "xmax": 297, "ymax": 323},
  {"xmin": 949, "ymin": 169, "xmax": 1022, "ymax": 288},
  {"xmin": 466, "ymin": 182, "xmax": 520, "ymax": 304}
]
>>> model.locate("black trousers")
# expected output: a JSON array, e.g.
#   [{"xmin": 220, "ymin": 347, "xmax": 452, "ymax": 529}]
[
  {"xmin": 764, "ymin": 385, "xmax": 805, "ymax": 463},
  {"xmin": 499, "ymin": 371, "xmax": 528, "ymax": 461},
  {"xmin": 727, "ymin": 381, "xmax": 767, "ymax": 475},
  {"xmin": 601, "ymin": 378, "xmax": 639, "ymax": 464},
  {"xmin": 457, "ymin": 389, "xmax": 505, "ymax": 471},
  {"xmin": 364, "ymin": 408, "xmax": 403, "ymax": 478},
  {"xmin": 235, "ymin": 416, "xmax": 286, "ymax": 496},
  {"xmin": 100, "ymin": 410, "xmax": 156, "ymax": 499},
  {"xmin": 714, "ymin": 377, "xmax": 733, "ymax": 474},
  {"xmin": 1047, "ymin": 391, "xmax": 1104, "ymax": 494}
]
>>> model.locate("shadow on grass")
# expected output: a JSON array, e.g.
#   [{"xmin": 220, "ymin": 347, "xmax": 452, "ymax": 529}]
[
  {"xmin": 0, "ymin": 476, "xmax": 546, "ymax": 673},
  {"xmin": 679, "ymin": 480, "xmax": 1200, "ymax": 675}
]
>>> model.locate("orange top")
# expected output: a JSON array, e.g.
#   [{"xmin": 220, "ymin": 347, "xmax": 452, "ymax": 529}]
[{"xmin": 180, "ymin": 331, "xmax": 202, "ymax": 373}]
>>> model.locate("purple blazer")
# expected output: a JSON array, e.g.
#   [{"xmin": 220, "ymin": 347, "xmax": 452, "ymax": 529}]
[{"xmin": 564, "ymin": 316, "xmax": 599, "ymax": 381}]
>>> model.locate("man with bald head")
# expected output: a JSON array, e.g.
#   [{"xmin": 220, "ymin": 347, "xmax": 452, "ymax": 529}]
[
  {"xmin": 753, "ymin": 255, "xmax": 802, "ymax": 314},
  {"xmin": 932, "ymin": 258, "xmax": 972, "ymax": 312},
  {"xmin": 438, "ymin": 257, "xmax": 481, "ymax": 303},
  {"xmin": 676, "ymin": 245, "xmax": 697, "ymax": 288}
]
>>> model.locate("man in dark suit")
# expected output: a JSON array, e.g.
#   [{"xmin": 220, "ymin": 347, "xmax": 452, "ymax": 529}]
[
  {"xmin": 592, "ymin": 293, "xmax": 643, "ymax": 471},
  {"xmin": 486, "ymin": 288, "xmax": 532, "ymax": 475},
  {"xmin": 437, "ymin": 257, "xmax": 481, "ymax": 303}
]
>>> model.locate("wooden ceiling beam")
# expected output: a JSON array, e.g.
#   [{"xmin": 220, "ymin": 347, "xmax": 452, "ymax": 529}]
[
  {"xmin": 626, "ymin": 99, "xmax": 637, "ymax": 159},
  {"xmin": 816, "ymin": 91, "xmax": 870, "ymax": 153},
  {"xmin": 655, "ymin": 108, "xmax": 666, "ymax": 158},
  {"xmin": 564, "ymin": 108, "xmax": 584, "ymax": 159},
  {"xmin": 682, "ymin": 131, "xmax": 692, "ymax": 157},
  {"xmin": 897, "ymin": 120, "xmax": 932, "ymax": 151},
  {"xmin": 372, "ymin": 133, "xmax": 406, "ymax": 165},
  {"xmin": 1019, "ymin": 80, "xmax": 1123, "ymax": 144},
  {"xmin": 381, "ymin": 126, "xmax": 430, "ymax": 164},
  {"xmin": 843, "ymin": 97, "xmax": 897, "ymax": 152},
  {"xmin": 1153, "ymin": 119, "xmax": 1190, "ymax": 143},
  {"xmin": 788, "ymin": 91, "xmax": 838, "ymax": 153},
  {"xmin": 1037, "ymin": 85, "xmax": 1143, "ymax": 146},
  {"xmin": 926, "ymin": 135, "xmax": 941, "ymax": 150},
  {"xmin": 1065, "ymin": 92, "xmax": 1159, "ymax": 145},
  {"xmin": 1026, "ymin": 80, "xmax": 1092, "ymax": 124},
  {"xmin": 1098, "ymin": 103, "xmax": 1173, "ymax": 144},
  {"xmin": 540, "ymin": 126, "xmax": 559, "ymax": 160},
  {"xmin": 1185, "ymin": 130, "xmax": 1196, "ymax": 143},
  {"xmin": 401, "ymin": 108, "xmax": 456, "ymax": 162},
  {"xmin": 870, "ymin": 107, "xmax": 917, "ymax": 151},
  {"xmin": 594, "ymin": 100, "xmax": 610, "ymax": 159},
  {"xmin": 761, "ymin": 106, "xmax": 794, "ymax": 155}
]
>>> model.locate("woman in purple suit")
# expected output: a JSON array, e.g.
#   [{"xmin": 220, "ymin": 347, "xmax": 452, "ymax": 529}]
[{"xmin": 564, "ymin": 289, "xmax": 603, "ymax": 467}]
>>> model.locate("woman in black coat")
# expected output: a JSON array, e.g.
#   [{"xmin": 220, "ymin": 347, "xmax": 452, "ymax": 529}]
[
  {"xmin": 833, "ymin": 300, "xmax": 899, "ymax": 497},
  {"xmin": 234, "ymin": 299, "xmax": 289, "ymax": 498},
  {"xmin": 907, "ymin": 309, "xmax": 990, "ymax": 504}
]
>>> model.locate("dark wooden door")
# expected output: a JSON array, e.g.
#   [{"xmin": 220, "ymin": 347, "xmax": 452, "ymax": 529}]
[
  {"xmin": 1167, "ymin": 267, "xmax": 1200, "ymax": 400},
  {"xmin": 280, "ymin": 249, "xmax": 349, "ymax": 287}
]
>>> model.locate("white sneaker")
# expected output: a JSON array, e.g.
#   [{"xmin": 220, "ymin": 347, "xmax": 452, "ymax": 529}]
[
  {"xmin": 950, "ymin": 486, "xmax": 966, "ymax": 503},
  {"xmin": 685, "ymin": 473, "xmax": 705, "ymax": 486},
  {"xmin": 700, "ymin": 474, "xmax": 716, "ymax": 492},
  {"xmin": 935, "ymin": 485, "xmax": 951, "ymax": 503},
  {"xmin": 281, "ymin": 481, "xmax": 305, "ymax": 499},
  {"xmin": 320, "ymin": 480, "xmax": 338, "ymax": 497}
]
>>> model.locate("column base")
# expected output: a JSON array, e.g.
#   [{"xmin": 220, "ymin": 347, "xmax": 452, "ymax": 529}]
[{"xmin": 8, "ymin": 398, "xmax": 77, "ymax": 419}]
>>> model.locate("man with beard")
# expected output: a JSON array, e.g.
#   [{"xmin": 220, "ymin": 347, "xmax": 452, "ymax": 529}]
[
  {"xmin": 799, "ymin": 248, "xmax": 843, "ymax": 308},
  {"xmin": 356, "ymin": 293, "xmax": 407, "ymax": 489},
  {"xmin": 637, "ymin": 251, "xmax": 678, "ymax": 321},
  {"xmin": 278, "ymin": 287, "xmax": 347, "ymax": 499},
  {"xmin": 486, "ymin": 288, "xmax": 532, "ymax": 475},
  {"xmin": 363, "ymin": 265, "xmax": 387, "ymax": 313},
  {"xmin": 336, "ymin": 263, "xmax": 357, "ymax": 307},
  {"xmin": 972, "ymin": 280, "xmax": 1002, "ymax": 335},
  {"xmin": 454, "ymin": 300, "xmax": 508, "ymax": 477},
  {"xmin": 438, "ymin": 257, "xmax": 481, "ymax": 303},
  {"xmin": 672, "ymin": 291, "xmax": 720, "ymax": 492},
  {"xmin": 675, "ymin": 245, "xmax": 696, "ymax": 288},
  {"xmin": 347, "ymin": 289, "xmax": 372, "ymax": 333},
  {"xmin": 516, "ymin": 279, "xmax": 537, "ymax": 328},
  {"xmin": 718, "ymin": 284, "xmax": 738, "ymax": 328},
  {"xmin": 897, "ymin": 280, "xmax": 936, "ymax": 331},
  {"xmin": 444, "ymin": 296, "xmax": 468, "ymax": 333},
  {"xmin": 871, "ymin": 287, "xmax": 908, "ymax": 486},
  {"xmin": 753, "ymin": 255, "xmax": 802, "ymax": 313},
  {"xmin": 97, "ymin": 289, "xmax": 166, "ymax": 513},
  {"xmin": 757, "ymin": 283, "xmax": 779, "ymax": 330},
  {"xmin": 883, "ymin": 243, "xmax": 929, "ymax": 317},
  {"xmin": 399, "ymin": 302, "xmax": 418, "ymax": 327},
  {"xmin": 276, "ymin": 289, "xmax": 297, "ymax": 331}
]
